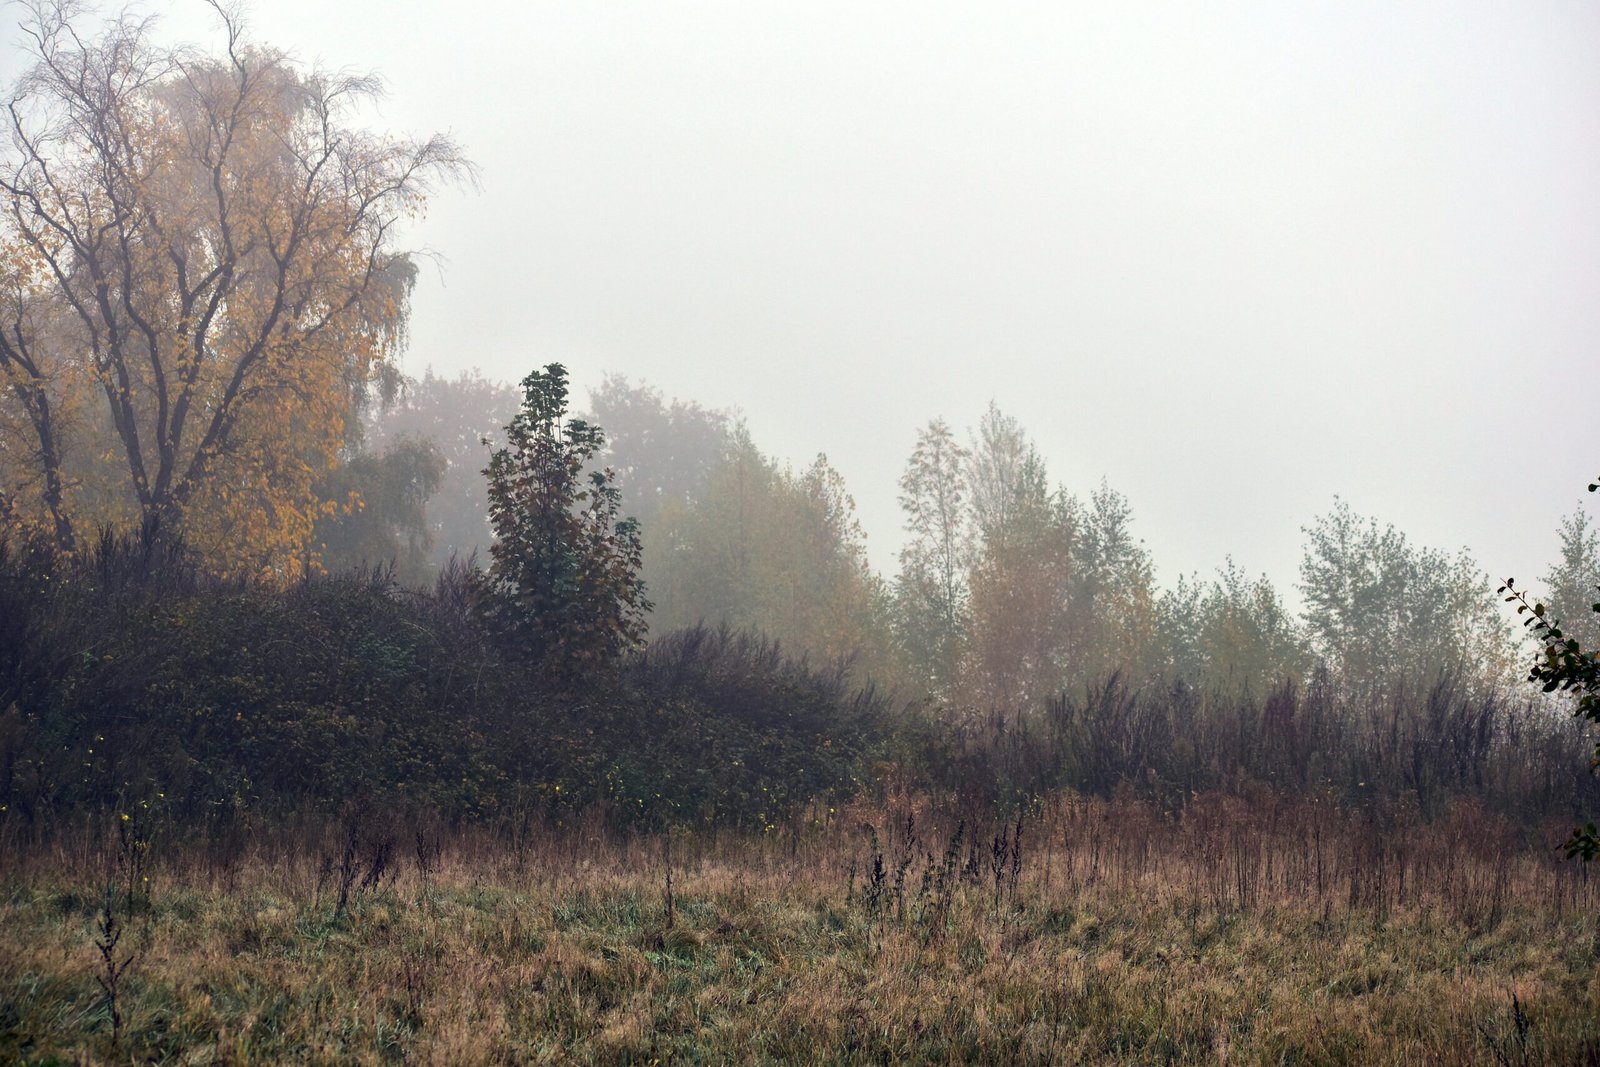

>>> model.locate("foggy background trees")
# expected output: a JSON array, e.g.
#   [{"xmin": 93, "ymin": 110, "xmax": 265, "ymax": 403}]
[{"xmin": 307, "ymin": 361, "xmax": 1567, "ymax": 726}]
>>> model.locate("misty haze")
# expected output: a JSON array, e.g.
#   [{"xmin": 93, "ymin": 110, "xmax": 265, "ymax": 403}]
[{"xmin": 1, "ymin": 1, "xmax": 1597, "ymax": 1062}]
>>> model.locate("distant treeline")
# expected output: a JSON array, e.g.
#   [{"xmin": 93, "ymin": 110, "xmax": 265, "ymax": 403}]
[
  {"xmin": 325, "ymin": 371, "xmax": 1600, "ymax": 706},
  {"xmin": 3, "ymin": 528, "xmax": 1596, "ymax": 836}
]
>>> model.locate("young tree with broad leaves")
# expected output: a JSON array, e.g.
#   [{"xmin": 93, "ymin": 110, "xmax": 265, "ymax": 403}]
[{"xmin": 479, "ymin": 364, "xmax": 650, "ymax": 678}]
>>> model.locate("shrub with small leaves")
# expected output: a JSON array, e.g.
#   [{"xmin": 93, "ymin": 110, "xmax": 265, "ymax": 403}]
[{"xmin": 1500, "ymin": 470, "xmax": 1600, "ymax": 860}]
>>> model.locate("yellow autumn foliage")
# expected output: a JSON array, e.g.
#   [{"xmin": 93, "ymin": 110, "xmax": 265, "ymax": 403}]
[{"xmin": 0, "ymin": 3, "xmax": 467, "ymax": 579}]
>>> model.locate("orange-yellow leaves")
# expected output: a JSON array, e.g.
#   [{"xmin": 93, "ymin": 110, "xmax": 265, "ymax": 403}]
[{"xmin": 1, "ymin": 6, "xmax": 464, "ymax": 577}]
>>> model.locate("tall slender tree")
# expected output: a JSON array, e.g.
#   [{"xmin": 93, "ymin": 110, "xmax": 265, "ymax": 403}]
[
  {"xmin": 1065, "ymin": 481, "xmax": 1158, "ymax": 688},
  {"xmin": 967, "ymin": 402, "xmax": 1038, "ymax": 545},
  {"xmin": 964, "ymin": 409, "xmax": 1075, "ymax": 712},
  {"xmin": 894, "ymin": 418, "xmax": 971, "ymax": 696}
]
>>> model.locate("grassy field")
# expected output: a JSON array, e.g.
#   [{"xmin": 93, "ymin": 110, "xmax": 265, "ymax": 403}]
[{"xmin": 3, "ymin": 795, "xmax": 1599, "ymax": 1064}]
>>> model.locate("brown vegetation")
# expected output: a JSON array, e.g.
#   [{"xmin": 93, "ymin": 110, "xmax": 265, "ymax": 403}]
[{"xmin": 3, "ymin": 791, "xmax": 1597, "ymax": 1064}]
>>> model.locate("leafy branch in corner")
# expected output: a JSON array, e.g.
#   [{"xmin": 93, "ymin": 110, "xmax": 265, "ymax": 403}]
[{"xmin": 1499, "ymin": 471, "xmax": 1600, "ymax": 860}]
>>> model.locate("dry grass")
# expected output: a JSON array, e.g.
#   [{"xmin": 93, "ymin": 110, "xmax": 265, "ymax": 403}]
[{"xmin": 3, "ymin": 793, "xmax": 1599, "ymax": 1064}]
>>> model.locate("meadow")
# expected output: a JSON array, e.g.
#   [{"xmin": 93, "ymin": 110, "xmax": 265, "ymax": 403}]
[
  {"xmin": 4, "ymin": 791, "xmax": 1598, "ymax": 1065},
  {"xmin": 4, "ymin": 3, "xmax": 1599, "ymax": 1063}
]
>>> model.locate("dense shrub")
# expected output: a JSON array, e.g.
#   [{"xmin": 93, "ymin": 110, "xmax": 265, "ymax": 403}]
[
  {"xmin": 0, "ymin": 535, "xmax": 498, "ymax": 821},
  {"xmin": 2, "ymin": 530, "xmax": 1595, "ymax": 839},
  {"xmin": 0, "ymin": 531, "xmax": 886, "ymax": 830},
  {"xmin": 616, "ymin": 626, "xmax": 889, "ymax": 826}
]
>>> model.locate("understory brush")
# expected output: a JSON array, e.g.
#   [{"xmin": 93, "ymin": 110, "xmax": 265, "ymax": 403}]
[{"xmin": 5, "ymin": 530, "xmax": 1598, "ymax": 842}]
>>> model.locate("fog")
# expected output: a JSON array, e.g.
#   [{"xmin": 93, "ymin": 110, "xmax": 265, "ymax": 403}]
[
  {"xmin": 5, "ymin": 0, "xmax": 1596, "ymax": 596},
  {"xmin": 8, "ymin": 10, "xmax": 1600, "ymax": 1052}
]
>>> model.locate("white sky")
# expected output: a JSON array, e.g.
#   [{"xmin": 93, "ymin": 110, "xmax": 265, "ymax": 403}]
[{"xmin": 4, "ymin": 1, "xmax": 1597, "ymax": 602}]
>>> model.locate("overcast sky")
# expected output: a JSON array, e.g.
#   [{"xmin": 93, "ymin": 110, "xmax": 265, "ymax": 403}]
[{"xmin": 4, "ymin": 1, "xmax": 1597, "ymax": 602}]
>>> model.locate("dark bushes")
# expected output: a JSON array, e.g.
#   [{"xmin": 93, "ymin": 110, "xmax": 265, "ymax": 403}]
[
  {"xmin": 3, "ymin": 530, "xmax": 1596, "ymax": 838},
  {"xmin": 0, "ymin": 532, "xmax": 886, "ymax": 831},
  {"xmin": 617, "ymin": 626, "xmax": 888, "ymax": 825},
  {"xmin": 0, "ymin": 534, "xmax": 499, "ymax": 822}
]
